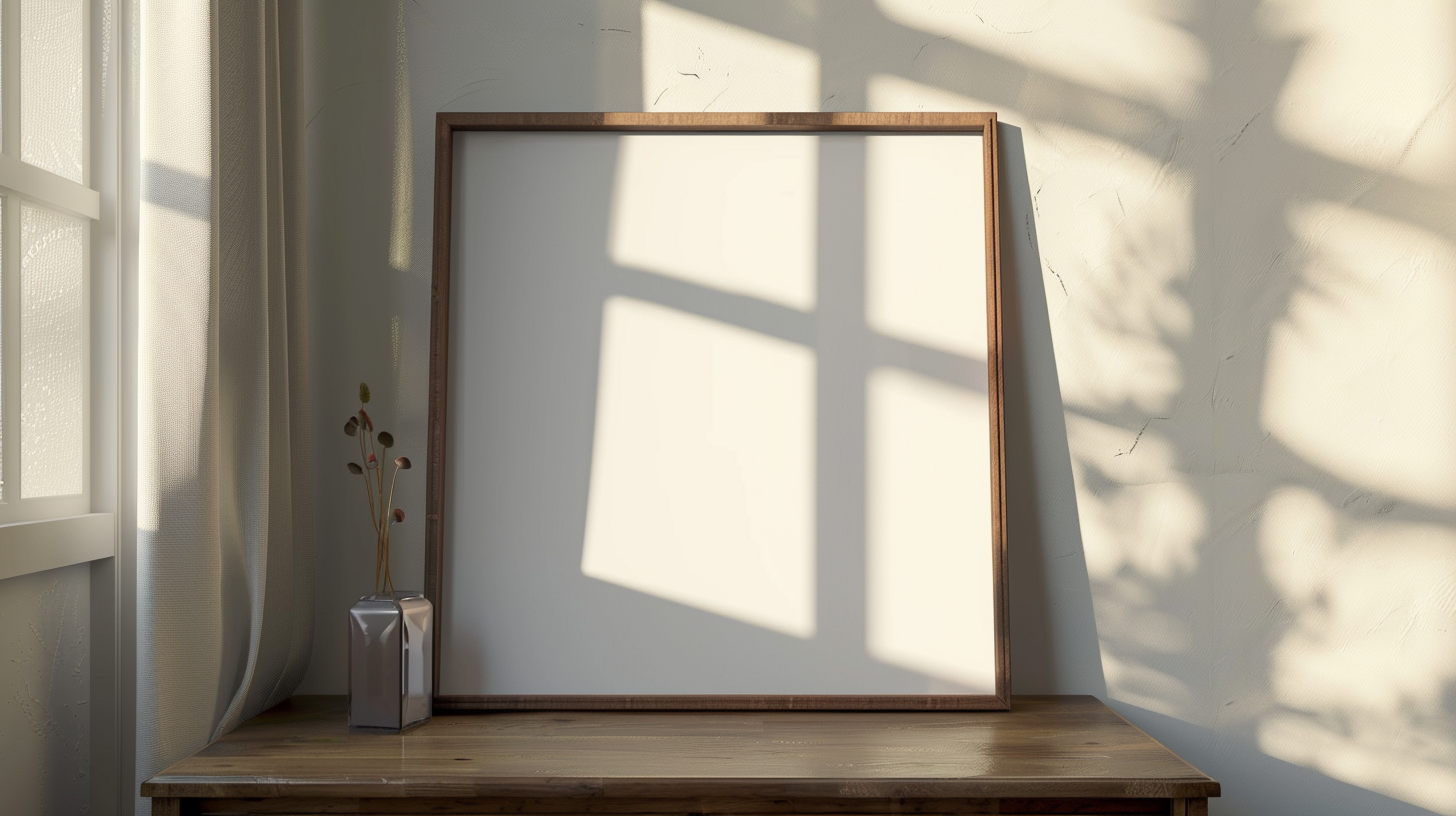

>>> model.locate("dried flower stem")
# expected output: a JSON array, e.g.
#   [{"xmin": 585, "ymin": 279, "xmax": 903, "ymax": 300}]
[
  {"xmin": 381, "ymin": 464, "xmax": 403, "ymax": 594},
  {"xmin": 346, "ymin": 383, "xmax": 407, "ymax": 596},
  {"xmin": 356, "ymin": 430, "xmax": 385, "ymax": 591}
]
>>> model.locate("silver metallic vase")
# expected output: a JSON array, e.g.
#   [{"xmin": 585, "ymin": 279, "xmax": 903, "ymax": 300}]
[{"xmin": 348, "ymin": 591, "xmax": 433, "ymax": 732}]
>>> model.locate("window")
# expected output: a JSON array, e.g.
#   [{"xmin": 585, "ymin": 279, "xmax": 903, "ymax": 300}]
[{"xmin": 0, "ymin": 0, "xmax": 111, "ymax": 577}]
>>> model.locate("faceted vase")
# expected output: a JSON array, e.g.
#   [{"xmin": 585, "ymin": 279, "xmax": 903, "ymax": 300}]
[{"xmin": 348, "ymin": 591, "xmax": 433, "ymax": 732}]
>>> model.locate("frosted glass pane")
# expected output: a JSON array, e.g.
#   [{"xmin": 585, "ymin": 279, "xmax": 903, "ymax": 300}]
[
  {"xmin": 21, "ymin": 204, "xmax": 84, "ymax": 498},
  {"xmin": 21, "ymin": 0, "xmax": 85, "ymax": 183},
  {"xmin": 0, "ymin": 197, "xmax": 4, "ymax": 501},
  {"xmin": 1, "ymin": 9, "xmax": 5, "ymax": 154}
]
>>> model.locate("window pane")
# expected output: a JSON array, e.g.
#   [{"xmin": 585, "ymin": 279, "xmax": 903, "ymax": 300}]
[
  {"xmin": 1, "ymin": 7, "xmax": 5, "ymax": 154},
  {"xmin": 21, "ymin": 203, "xmax": 83, "ymax": 498},
  {"xmin": 21, "ymin": 0, "xmax": 85, "ymax": 183},
  {"xmin": 0, "ymin": 196, "xmax": 4, "ymax": 501}
]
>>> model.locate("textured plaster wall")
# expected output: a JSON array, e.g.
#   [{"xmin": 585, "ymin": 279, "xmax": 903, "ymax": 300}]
[
  {"xmin": 300, "ymin": 2, "xmax": 1456, "ymax": 814},
  {"xmin": 0, "ymin": 565, "xmax": 91, "ymax": 815}
]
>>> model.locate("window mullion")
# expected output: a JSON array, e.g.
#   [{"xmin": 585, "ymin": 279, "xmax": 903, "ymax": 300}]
[
  {"xmin": 81, "ymin": 0, "xmax": 89, "ymax": 187},
  {"xmin": 3, "ymin": 0, "xmax": 18, "ymax": 157},
  {"xmin": 1, "ymin": 0, "xmax": 16, "ymax": 504},
  {"xmin": 0, "ymin": 154, "xmax": 102, "ymax": 219},
  {"xmin": 81, "ymin": 216, "xmax": 90, "ymax": 507},
  {"xmin": 3, "ymin": 190, "xmax": 19, "ymax": 503}
]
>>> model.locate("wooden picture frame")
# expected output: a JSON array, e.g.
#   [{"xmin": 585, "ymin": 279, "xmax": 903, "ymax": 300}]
[{"xmin": 426, "ymin": 112, "xmax": 1007, "ymax": 710}]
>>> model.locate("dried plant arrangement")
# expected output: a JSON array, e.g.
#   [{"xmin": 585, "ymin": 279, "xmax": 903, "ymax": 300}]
[{"xmin": 344, "ymin": 382, "xmax": 412, "ymax": 594}]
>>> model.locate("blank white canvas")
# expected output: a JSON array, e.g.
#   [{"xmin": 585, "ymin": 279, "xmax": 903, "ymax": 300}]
[{"xmin": 441, "ymin": 131, "xmax": 995, "ymax": 696}]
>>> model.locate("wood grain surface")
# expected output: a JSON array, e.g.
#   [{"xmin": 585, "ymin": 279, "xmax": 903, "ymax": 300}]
[
  {"xmin": 142, "ymin": 696, "xmax": 1218, "ymax": 801},
  {"xmin": 436, "ymin": 112, "xmax": 997, "ymax": 132}
]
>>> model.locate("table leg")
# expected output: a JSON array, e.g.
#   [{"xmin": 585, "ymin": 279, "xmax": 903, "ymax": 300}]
[
  {"xmin": 149, "ymin": 798, "xmax": 199, "ymax": 816},
  {"xmin": 1173, "ymin": 798, "xmax": 1209, "ymax": 816}
]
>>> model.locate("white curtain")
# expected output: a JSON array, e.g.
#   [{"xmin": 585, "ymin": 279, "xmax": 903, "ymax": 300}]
[{"xmin": 135, "ymin": 1, "xmax": 312, "ymax": 813}]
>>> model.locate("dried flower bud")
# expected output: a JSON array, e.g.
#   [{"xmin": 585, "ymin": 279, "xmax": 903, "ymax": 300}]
[
  {"xmin": 359, "ymin": 409, "xmax": 373, "ymax": 431},
  {"xmin": 392, "ymin": 508, "xmax": 405, "ymax": 524},
  {"xmin": 347, "ymin": 462, "xmax": 363, "ymax": 474},
  {"xmin": 394, "ymin": 456, "xmax": 412, "ymax": 470},
  {"xmin": 377, "ymin": 431, "xmax": 394, "ymax": 448},
  {"xmin": 359, "ymin": 382, "xmax": 371, "ymax": 404},
  {"xmin": 366, "ymin": 453, "xmax": 378, "ymax": 469},
  {"xmin": 344, "ymin": 417, "xmax": 359, "ymax": 436}
]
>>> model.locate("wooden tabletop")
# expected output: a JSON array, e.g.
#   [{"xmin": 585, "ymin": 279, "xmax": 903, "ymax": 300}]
[{"xmin": 142, "ymin": 695, "xmax": 1218, "ymax": 801}]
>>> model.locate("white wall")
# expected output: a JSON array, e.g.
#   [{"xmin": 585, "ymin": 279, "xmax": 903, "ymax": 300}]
[
  {"xmin": 0, "ymin": 565, "xmax": 91, "ymax": 816},
  {"xmin": 300, "ymin": 2, "xmax": 1456, "ymax": 814}
]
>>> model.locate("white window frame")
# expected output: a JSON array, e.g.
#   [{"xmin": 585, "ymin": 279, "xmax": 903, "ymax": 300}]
[{"xmin": 0, "ymin": 0, "xmax": 115, "ymax": 581}]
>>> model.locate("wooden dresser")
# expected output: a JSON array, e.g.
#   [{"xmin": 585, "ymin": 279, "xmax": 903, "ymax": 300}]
[{"xmin": 143, "ymin": 695, "xmax": 1218, "ymax": 815}]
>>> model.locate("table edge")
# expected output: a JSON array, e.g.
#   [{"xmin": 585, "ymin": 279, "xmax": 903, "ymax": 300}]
[
  {"xmin": 141, "ymin": 695, "xmax": 1220, "ymax": 801},
  {"xmin": 141, "ymin": 775, "xmax": 1221, "ymax": 799}
]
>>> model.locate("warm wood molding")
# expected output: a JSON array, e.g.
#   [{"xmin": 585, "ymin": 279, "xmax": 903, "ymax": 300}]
[{"xmin": 436, "ymin": 111, "xmax": 998, "ymax": 132}]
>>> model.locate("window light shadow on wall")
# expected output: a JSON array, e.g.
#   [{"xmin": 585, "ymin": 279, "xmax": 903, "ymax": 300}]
[
  {"xmin": 378, "ymin": 0, "xmax": 1456, "ymax": 802},
  {"xmin": 640, "ymin": 0, "xmax": 818, "ymax": 112},
  {"xmin": 866, "ymin": 366, "xmax": 994, "ymax": 690},
  {"xmin": 593, "ymin": 128, "xmax": 819, "ymax": 639},
  {"xmin": 608, "ymin": 134, "xmax": 818, "ymax": 311},
  {"xmin": 1259, "ymin": 486, "xmax": 1456, "ymax": 812},
  {"xmin": 388, "ymin": 0, "xmax": 413, "ymax": 273},
  {"xmin": 581, "ymin": 296, "xmax": 818, "ymax": 639},
  {"xmin": 865, "ymin": 134, "xmax": 988, "ymax": 358},
  {"xmin": 568, "ymin": 0, "xmax": 1456, "ymax": 811},
  {"xmin": 1252, "ymin": 5, "xmax": 1456, "ymax": 811},
  {"xmin": 1264, "ymin": 203, "xmax": 1456, "ymax": 511},
  {"xmin": 1265, "ymin": 0, "xmax": 1456, "ymax": 183},
  {"xmin": 1258, "ymin": 199, "xmax": 1456, "ymax": 810},
  {"xmin": 873, "ymin": 0, "xmax": 1209, "ymax": 119},
  {"xmin": 584, "ymin": 9, "xmax": 998, "ymax": 690}
]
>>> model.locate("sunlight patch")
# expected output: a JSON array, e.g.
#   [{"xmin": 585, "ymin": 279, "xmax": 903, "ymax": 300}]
[{"xmin": 582, "ymin": 297, "xmax": 816, "ymax": 638}]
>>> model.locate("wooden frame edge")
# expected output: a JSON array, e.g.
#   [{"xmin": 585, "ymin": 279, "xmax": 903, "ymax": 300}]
[
  {"xmin": 425, "ymin": 113, "xmax": 454, "ymax": 699},
  {"xmin": 437, "ymin": 111, "xmax": 996, "ymax": 132},
  {"xmin": 984, "ymin": 116, "xmax": 1011, "ymax": 710},
  {"xmin": 433, "ymin": 693, "xmax": 1010, "ymax": 712},
  {"xmin": 425, "ymin": 112, "xmax": 1008, "ymax": 710}
]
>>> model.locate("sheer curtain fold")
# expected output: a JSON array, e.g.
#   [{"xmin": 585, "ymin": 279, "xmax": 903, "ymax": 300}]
[{"xmin": 136, "ymin": 2, "xmax": 312, "ymax": 812}]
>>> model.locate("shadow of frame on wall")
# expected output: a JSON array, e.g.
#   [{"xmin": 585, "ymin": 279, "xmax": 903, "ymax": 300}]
[{"xmin": 424, "ymin": 112, "xmax": 1009, "ymax": 711}]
